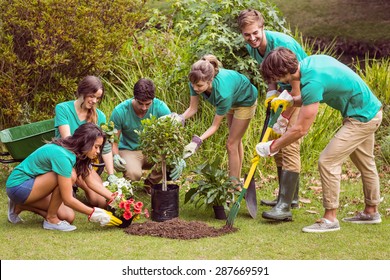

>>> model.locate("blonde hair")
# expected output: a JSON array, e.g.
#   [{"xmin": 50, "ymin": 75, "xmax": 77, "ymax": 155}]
[
  {"xmin": 237, "ymin": 9, "xmax": 264, "ymax": 30},
  {"xmin": 188, "ymin": 54, "xmax": 223, "ymax": 84}
]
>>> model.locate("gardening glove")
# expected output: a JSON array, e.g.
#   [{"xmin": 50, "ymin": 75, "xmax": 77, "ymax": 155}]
[
  {"xmin": 107, "ymin": 174, "xmax": 119, "ymax": 184},
  {"xmin": 113, "ymin": 154, "xmax": 126, "ymax": 172},
  {"xmin": 160, "ymin": 112, "xmax": 185, "ymax": 126},
  {"xmin": 183, "ymin": 135, "xmax": 202, "ymax": 159},
  {"xmin": 88, "ymin": 207, "xmax": 122, "ymax": 227},
  {"xmin": 273, "ymin": 114, "xmax": 289, "ymax": 135},
  {"xmin": 264, "ymin": 90, "xmax": 279, "ymax": 108},
  {"xmin": 271, "ymin": 90, "xmax": 294, "ymax": 112},
  {"xmin": 170, "ymin": 158, "xmax": 186, "ymax": 180},
  {"xmin": 255, "ymin": 140, "xmax": 279, "ymax": 157}
]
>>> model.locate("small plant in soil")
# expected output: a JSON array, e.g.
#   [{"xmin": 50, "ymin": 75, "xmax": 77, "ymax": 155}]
[
  {"xmin": 135, "ymin": 115, "xmax": 187, "ymax": 191},
  {"xmin": 184, "ymin": 157, "xmax": 241, "ymax": 211}
]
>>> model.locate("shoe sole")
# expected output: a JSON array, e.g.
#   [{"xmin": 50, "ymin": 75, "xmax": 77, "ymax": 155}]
[
  {"xmin": 342, "ymin": 218, "xmax": 382, "ymax": 224},
  {"xmin": 302, "ymin": 227, "xmax": 340, "ymax": 233},
  {"xmin": 262, "ymin": 213, "xmax": 292, "ymax": 221},
  {"xmin": 43, "ymin": 226, "xmax": 77, "ymax": 232}
]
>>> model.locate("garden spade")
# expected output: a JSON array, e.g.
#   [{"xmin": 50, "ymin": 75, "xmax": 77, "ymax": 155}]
[
  {"xmin": 227, "ymin": 104, "xmax": 284, "ymax": 228},
  {"xmin": 244, "ymin": 106, "xmax": 271, "ymax": 219}
]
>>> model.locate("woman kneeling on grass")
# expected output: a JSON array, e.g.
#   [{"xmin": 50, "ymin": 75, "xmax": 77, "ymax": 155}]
[{"xmin": 6, "ymin": 122, "xmax": 121, "ymax": 231}]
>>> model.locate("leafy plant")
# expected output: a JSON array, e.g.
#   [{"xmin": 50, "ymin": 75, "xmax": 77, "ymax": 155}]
[
  {"xmin": 100, "ymin": 121, "xmax": 119, "ymax": 144},
  {"xmin": 184, "ymin": 157, "xmax": 240, "ymax": 210},
  {"xmin": 135, "ymin": 115, "xmax": 188, "ymax": 190},
  {"xmin": 172, "ymin": 0, "xmax": 289, "ymax": 88},
  {"xmin": 0, "ymin": 0, "xmax": 149, "ymax": 128}
]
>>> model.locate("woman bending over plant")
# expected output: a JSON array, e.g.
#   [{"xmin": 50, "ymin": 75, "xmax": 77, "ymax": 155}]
[
  {"xmin": 179, "ymin": 54, "xmax": 258, "ymax": 186},
  {"xmin": 6, "ymin": 123, "xmax": 121, "ymax": 231}
]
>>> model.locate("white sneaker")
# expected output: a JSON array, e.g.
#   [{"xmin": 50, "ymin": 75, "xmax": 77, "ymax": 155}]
[
  {"xmin": 8, "ymin": 198, "xmax": 23, "ymax": 224},
  {"xmin": 43, "ymin": 220, "xmax": 77, "ymax": 232}
]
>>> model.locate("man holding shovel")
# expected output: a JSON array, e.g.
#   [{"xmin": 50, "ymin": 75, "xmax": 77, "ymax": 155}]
[
  {"xmin": 238, "ymin": 9, "xmax": 308, "ymax": 221},
  {"xmin": 257, "ymin": 47, "xmax": 382, "ymax": 233}
]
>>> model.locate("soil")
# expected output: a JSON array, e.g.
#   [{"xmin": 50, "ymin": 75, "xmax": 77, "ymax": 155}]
[{"xmin": 124, "ymin": 218, "xmax": 238, "ymax": 240}]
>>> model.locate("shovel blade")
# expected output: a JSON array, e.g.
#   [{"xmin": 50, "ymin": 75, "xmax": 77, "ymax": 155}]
[{"xmin": 244, "ymin": 174, "xmax": 257, "ymax": 218}]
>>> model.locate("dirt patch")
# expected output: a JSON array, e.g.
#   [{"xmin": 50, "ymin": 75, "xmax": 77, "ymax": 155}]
[{"xmin": 124, "ymin": 218, "xmax": 238, "ymax": 240}]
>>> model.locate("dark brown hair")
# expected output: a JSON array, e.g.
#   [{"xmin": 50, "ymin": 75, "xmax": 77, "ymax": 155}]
[
  {"xmin": 52, "ymin": 122, "xmax": 106, "ymax": 179},
  {"xmin": 260, "ymin": 47, "xmax": 299, "ymax": 83},
  {"xmin": 76, "ymin": 75, "xmax": 104, "ymax": 124},
  {"xmin": 133, "ymin": 78, "xmax": 155, "ymax": 101}
]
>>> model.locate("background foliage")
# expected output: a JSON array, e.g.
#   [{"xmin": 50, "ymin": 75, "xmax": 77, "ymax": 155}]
[{"xmin": 0, "ymin": 0, "xmax": 148, "ymax": 128}]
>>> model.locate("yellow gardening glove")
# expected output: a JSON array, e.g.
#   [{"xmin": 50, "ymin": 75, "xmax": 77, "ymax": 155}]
[
  {"xmin": 88, "ymin": 207, "xmax": 122, "ymax": 227},
  {"xmin": 270, "ymin": 90, "xmax": 294, "ymax": 112},
  {"xmin": 264, "ymin": 90, "xmax": 279, "ymax": 108}
]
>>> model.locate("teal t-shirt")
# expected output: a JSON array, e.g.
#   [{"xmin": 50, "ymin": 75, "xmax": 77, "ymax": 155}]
[
  {"xmin": 109, "ymin": 98, "xmax": 171, "ymax": 151},
  {"xmin": 54, "ymin": 100, "xmax": 107, "ymax": 138},
  {"xmin": 190, "ymin": 69, "xmax": 258, "ymax": 116},
  {"xmin": 6, "ymin": 143, "xmax": 76, "ymax": 188},
  {"xmin": 299, "ymin": 55, "xmax": 382, "ymax": 122},
  {"xmin": 246, "ymin": 30, "xmax": 307, "ymax": 90}
]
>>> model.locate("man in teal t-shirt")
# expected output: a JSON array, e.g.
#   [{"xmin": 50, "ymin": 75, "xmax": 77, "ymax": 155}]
[
  {"xmin": 257, "ymin": 47, "xmax": 383, "ymax": 233},
  {"xmin": 110, "ymin": 78, "xmax": 171, "ymax": 193},
  {"xmin": 238, "ymin": 9, "xmax": 308, "ymax": 221}
]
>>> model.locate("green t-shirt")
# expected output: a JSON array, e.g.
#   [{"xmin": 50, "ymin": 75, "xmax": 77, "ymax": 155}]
[
  {"xmin": 6, "ymin": 143, "xmax": 76, "ymax": 188},
  {"xmin": 54, "ymin": 100, "xmax": 107, "ymax": 138},
  {"xmin": 190, "ymin": 69, "xmax": 258, "ymax": 116},
  {"xmin": 246, "ymin": 30, "xmax": 307, "ymax": 90},
  {"xmin": 299, "ymin": 55, "xmax": 382, "ymax": 122},
  {"xmin": 109, "ymin": 98, "xmax": 171, "ymax": 151}
]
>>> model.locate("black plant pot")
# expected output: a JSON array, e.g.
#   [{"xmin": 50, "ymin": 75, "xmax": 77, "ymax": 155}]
[
  {"xmin": 151, "ymin": 183, "xmax": 179, "ymax": 222},
  {"xmin": 213, "ymin": 205, "xmax": 227, "ymax": 220},
  {"xmin": 107, "ymin": 207, "xmax": 135, "ymax": 228}
]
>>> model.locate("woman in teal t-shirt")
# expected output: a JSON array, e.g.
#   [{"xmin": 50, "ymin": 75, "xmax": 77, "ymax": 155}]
[
  {"xmin": 6, "ymin": 123, "xmax": 120, "ymax": 231},
  {"xmin": 180, "ymin": 54, "xmax": 258, "ymax": 186},
  {"xmin": 54, "ymin": 76, "xmax": 116, "ymax": 208}
]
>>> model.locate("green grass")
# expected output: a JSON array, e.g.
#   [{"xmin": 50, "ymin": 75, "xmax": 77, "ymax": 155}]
[{"xmin": 1, "ymin": 165, "xmax": 389, "ymax": 260}]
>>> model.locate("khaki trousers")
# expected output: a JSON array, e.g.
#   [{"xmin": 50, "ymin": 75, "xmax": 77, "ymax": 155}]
[
  {"xmin": 318, "ymin": 110, "xmax": 383, "ymax": 209},
  {"xmin": 118, "ymin": 150, "xmax": 162, "ymax": 185},
  {"xmin": 274, "ymin": 107, "xmax": 302, "ymax": 173}
]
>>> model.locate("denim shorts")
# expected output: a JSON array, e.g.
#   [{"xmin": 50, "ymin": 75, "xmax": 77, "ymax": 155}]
[{"xmin": 6, "ymin": 178, "xmax": 35, "ymax": 204}]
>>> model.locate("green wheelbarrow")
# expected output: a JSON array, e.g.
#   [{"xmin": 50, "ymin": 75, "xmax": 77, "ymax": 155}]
[{"xmin": 0, "ymin": 119, "xmax": 55, "ymax": 163}]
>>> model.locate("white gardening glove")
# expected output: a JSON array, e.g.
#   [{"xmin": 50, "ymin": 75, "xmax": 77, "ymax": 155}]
[
  {"xmin": 264, "ymin": 90, "xmax": 279, "ymax": 108},
  {"xmin": 160, "ymin": 113, "xmax": 185, "ymax": 126},
  {"xmin": 255, "ymin": 140, "xmax": 279, "ymax": 157},
  {"xmin": 273, "ymin": 114, "xmax": 289, "ymax": 135},
  {"xmin": 113, "ymin": 154, "xmax": 126, "ymax": 172},
  {"xmin": 107, "ymin": 174, "xmax": 119, "ymax": 183},
  {"xmin": 183, "ymin": 135, "xmax": 202, "ymax": 159},
  {"xmin": 88, "ymin": 207, "xmax": 122, "ymax": 227},
  {"xmin": 271, "ymin": 90, "xmax": 294, "ymax": 112},
  {"xmin": 170, "ymin": 158, "xmax": 186, "ymax": 180}
]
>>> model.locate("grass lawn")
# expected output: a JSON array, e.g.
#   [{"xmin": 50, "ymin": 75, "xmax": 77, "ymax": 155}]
[{"xmin": 1, "ymin": 165, "xmax": 389, "ymax": 260}]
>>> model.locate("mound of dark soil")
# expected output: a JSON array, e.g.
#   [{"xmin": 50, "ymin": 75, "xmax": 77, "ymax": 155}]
[{"xmin": 124, "ymin": 218, "xmax": 238, "ymax": 240}]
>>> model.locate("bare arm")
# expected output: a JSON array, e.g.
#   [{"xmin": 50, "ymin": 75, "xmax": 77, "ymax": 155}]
[
  {"xmin": 58, "ymin": 125, "xmax": 71, "ymax": 138},
  {"xmin": 199, "ymin": 114, "xmax": 225, "ymax": 141},
  {"xmin": 111, "ymin": 130, "xmax": 122, "ymax": 155},
  {"xmin": 58, "ymin": 175, "xmax": 94, "ymax": 215},
  {"xmin": 271, "ymin": 102, "xmax": 319, "ymax": 153},
  {"xmin": 182, "ymin": 95, "xmax": 199, "ymax": 119}
]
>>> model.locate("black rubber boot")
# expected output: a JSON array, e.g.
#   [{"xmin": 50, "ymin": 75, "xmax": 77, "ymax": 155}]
[
  {"xmin": 262, "ymin": 170, "xmax": 299, "ymax": 221},
  {"xmin": 260, "ymin": 167, "xmax": 300, "ymax": 208}
]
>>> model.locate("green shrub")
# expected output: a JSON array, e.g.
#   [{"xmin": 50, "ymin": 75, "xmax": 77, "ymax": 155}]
[
  {"xmin": 0, "ymin": 0, "xmax": 148, "ymax": 129},
  {"xmin": 172, "ymin": 0, "xmax": 289, "ymax": 88}
]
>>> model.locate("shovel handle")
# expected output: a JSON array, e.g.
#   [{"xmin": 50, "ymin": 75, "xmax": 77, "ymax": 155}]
[{"xmin": 243, "ymin": 105, "xmax": 284, "ymax": 191}]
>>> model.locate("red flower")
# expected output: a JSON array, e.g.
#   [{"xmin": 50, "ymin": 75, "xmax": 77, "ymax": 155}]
[{"xmin": 123, "ymin": 210, "xmax": 133, "ymax": 220}]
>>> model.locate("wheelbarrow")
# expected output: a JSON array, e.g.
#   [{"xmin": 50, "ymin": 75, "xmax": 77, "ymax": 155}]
[
  {"xmin": 0, "ymin": 119, "xmax": 105, "ymax": 174},
  {"xmin": 0, "ymin": 119, "xmax": 55, "ymax": 163}
]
